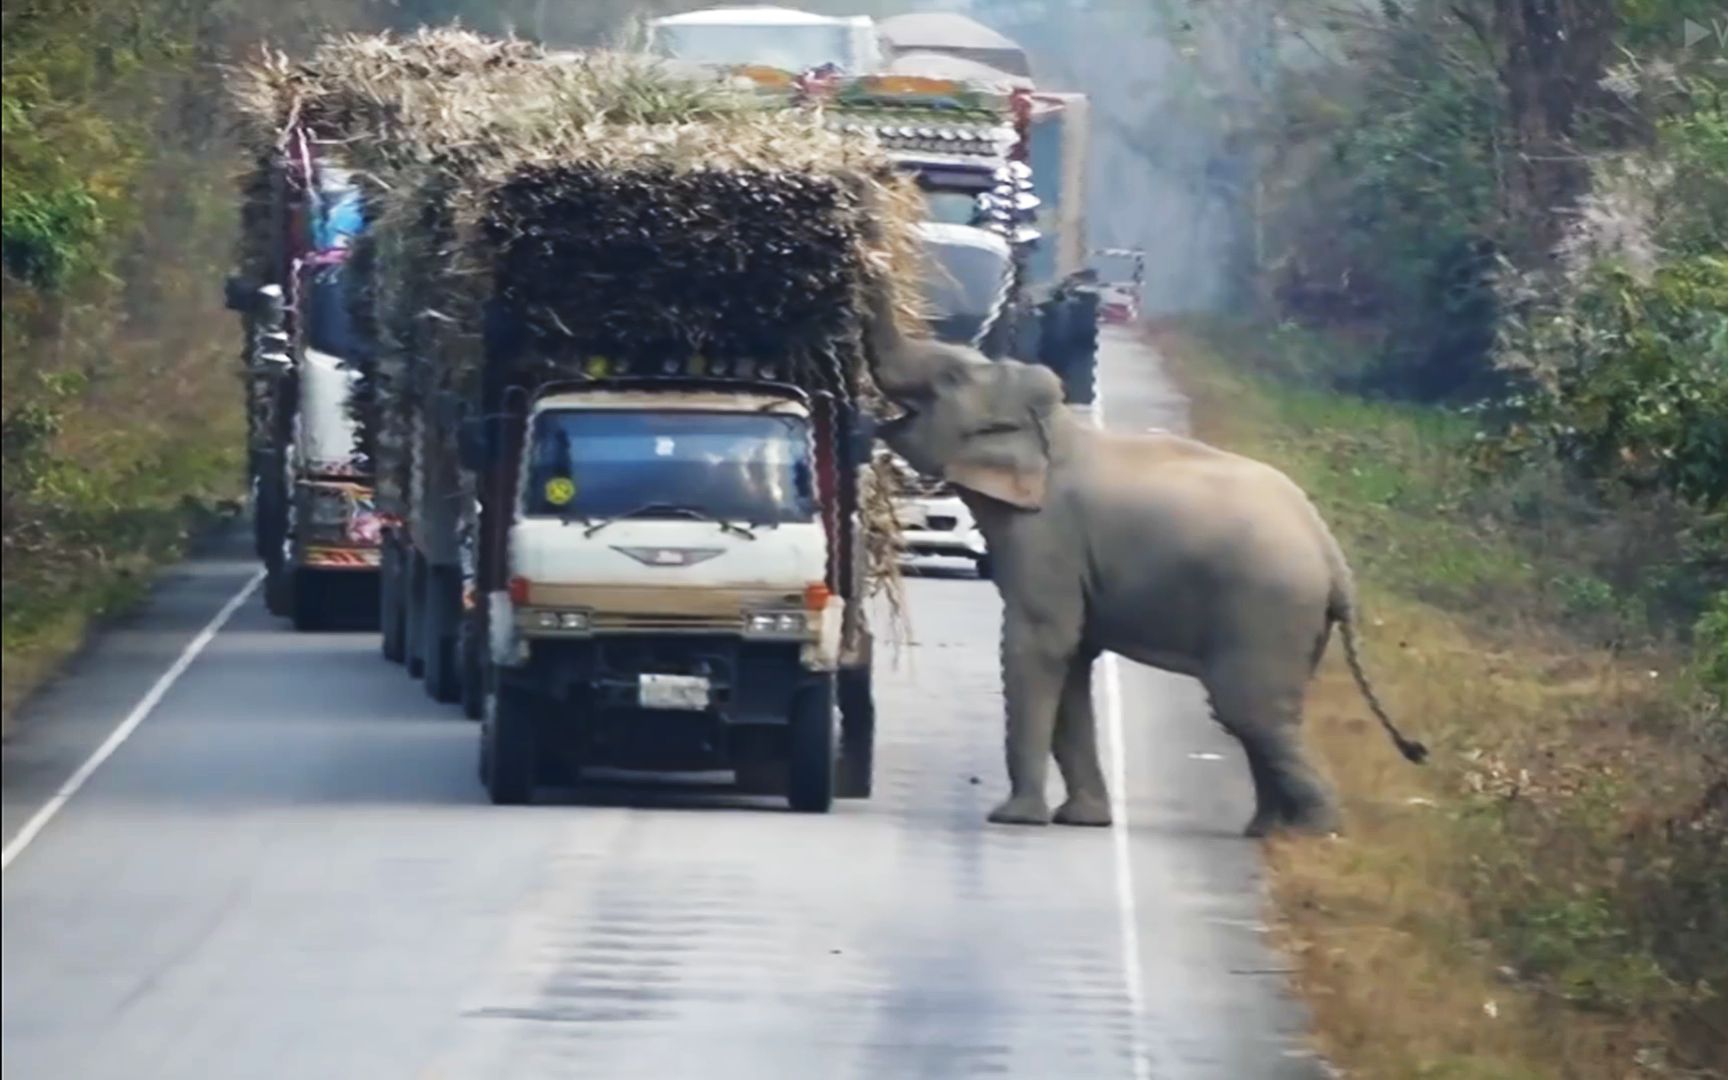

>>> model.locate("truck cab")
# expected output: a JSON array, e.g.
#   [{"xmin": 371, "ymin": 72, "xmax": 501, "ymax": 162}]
[
  {"xmin": 478, "ymin": 378, "xmax": 867, "ymax": 812},
  {"xmin": 646, "ymin": 7, "xmax": 882, "ymax": 74}
]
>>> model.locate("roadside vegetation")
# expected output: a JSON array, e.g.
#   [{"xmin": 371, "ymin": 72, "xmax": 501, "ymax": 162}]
[
  {"xmin": 1126, "ymin": 0, "xmax": 1725, "ymax": 1072},
  {"xmin": 1163, "ymin": 321, "xmax": 1723, "ymax": 1078}
]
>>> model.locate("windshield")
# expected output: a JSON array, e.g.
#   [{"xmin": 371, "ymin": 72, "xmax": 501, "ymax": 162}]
[
  {"xmin": 923, "ymin": 191, "xmax": 981, "ymax": 226},
  {"xmin": 652, "ymin": 24, "xmax": 856, "ymax": 72},
  {"xmin": 919, "ymin": 233, "xmax": 1013, "ymax": 323},
  {"xmin": 523, "ymin": 409, "xmax": 817, "ymax": 525}
]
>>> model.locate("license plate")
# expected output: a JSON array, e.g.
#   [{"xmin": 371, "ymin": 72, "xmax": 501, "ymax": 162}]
[{"xmin": 639, "ymin": 674, "xmax": 710, "ymax": 711}]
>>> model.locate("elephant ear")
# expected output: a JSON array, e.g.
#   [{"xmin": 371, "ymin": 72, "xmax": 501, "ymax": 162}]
[{"xmin": 943, "ymin": 362, "xmax": 1062, "ymax": 511}]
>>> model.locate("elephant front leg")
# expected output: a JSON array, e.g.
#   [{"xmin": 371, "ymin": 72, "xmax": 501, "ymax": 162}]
[
  {"xmin": 1052, "ymin": 653, "xmax": 1112, "ymax": 827},
  {"xmin": 989, "ymin": 625, "xmax": 1069, "ymax": 826}
]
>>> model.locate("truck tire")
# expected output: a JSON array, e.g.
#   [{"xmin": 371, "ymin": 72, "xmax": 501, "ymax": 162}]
[
  {"xmin": 483, "ymin": 681, "xmax": 539, "ymax": 806},
  {"xmin": 290, "ymin": 571, "xmax": 328, "ymax": 633},
  {"xmin": 379, "ymin": 539, "xmax": 406, "ymax": 663},
  {"xmin": 422, "ymin": 565, "xmax": 461, "ymax": 705},
  {"xmin": 264, "ymin": 559, "xmax": 291, "ymax": 618},
  {"xmin": 252, "ymin": 464, "xmax": 286, "ymax": 565},
  {"xmin": 459, "ymin": 610, "xmax": 486, "ymax": 721},
  {"xmin": 404, "ymin": 551, "xmax": 427, "ymax": 678},
  {"xmin": 787, "ymin": 677, "xmax": 837, "ymax": 813},
  {"xmin": 836, "ymin": 666, "xmax": 875, "ymax": 800}
]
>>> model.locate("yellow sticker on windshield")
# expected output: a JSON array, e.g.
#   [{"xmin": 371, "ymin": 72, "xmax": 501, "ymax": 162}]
[{"xmin": 544, "ymin": 477, "xmax": 576, "ymax": 506}]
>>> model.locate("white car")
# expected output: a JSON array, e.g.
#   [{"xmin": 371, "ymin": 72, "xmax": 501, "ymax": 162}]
[{"xmin": 886, "ymin": 456, "xmax": 992, "ymax": 578}]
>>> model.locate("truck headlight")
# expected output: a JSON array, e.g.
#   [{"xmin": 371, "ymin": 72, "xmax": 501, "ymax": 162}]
[
  {"xmin": 533, "ymin": 610, "xmax": 591, "ymax": 631},
  {"xmin": 746, "ymin": 611, "xmax": 806, "ymax": 635}
]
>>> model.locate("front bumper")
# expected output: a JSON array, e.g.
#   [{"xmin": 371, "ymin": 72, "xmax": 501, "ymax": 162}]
[{"xmin": 491, "ymin": 587, "xmax": 845, "ymax": 673}]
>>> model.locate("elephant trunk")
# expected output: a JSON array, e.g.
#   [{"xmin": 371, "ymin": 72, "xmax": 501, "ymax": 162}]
[{"xmin": 863, "ymin": 285, "xmax": 937, "ymax": 401}]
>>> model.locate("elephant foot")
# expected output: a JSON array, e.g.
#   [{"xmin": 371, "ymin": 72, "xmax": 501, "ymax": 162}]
[
  {"xmin": 1244, "ymin": 802, "xmax": 1341, "ymax": 839},
  {"xmin": 987, "ymin": 794, "xmax": 1053, "ymax": 826},
  {"xmin": 1243, "ymin": 808, "xmax": 1281, "ymax": 839},
  {"xmin": 1054, "ymin": 794, "xmax": 1113, "ymax": 827}
]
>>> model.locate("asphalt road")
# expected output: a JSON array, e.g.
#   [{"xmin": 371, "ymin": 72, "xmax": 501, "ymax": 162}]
[{"xmin": 1, "ymin": 328, "xmax": 1325, "ymax": 1079}]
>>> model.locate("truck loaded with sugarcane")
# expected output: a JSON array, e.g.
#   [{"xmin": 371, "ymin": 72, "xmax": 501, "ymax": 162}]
[
  {"xmin": 226, "ymin": 144, "xmax": 385, "ymax": 632},
  {"xmin": 230, "ymin": 29, "xmax": 919, "ymax": 810},
  {"xmin": 648, "ymin": 7, "xmax": 1101, "ymax": 404}
]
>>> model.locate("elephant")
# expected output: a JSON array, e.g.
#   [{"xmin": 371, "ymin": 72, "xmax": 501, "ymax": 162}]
[{"xmin": 866, "ymin": 305, "xmax": 1427, "ymax": 836}]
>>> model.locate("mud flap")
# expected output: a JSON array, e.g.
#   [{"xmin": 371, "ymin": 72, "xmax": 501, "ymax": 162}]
[{"xmin": 836, "ymin": 664, "xmax": 875, "ymax": 799}]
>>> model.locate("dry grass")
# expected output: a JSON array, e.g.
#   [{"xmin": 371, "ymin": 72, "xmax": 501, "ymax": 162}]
[{"xmin": 1158, "ymin": 319, "xmax": 1728, "ymax": 1079}]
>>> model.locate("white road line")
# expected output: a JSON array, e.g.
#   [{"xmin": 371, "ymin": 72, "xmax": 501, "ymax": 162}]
[
  {"xmin": 1093, "ymin": 347, "xmax": 1155, "ymax": 1080},
  {"xmin": 1, "ymin": 569, "xmax": 264, "ymax": 872}
]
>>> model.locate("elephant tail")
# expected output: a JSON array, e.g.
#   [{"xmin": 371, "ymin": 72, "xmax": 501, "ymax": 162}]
[
  {"xmin": 1337, "ymin": 614, "xmax": 1429, "ymax": 764},
  {"xmin": 1323, "ymin": 528, "xmax": 1429, "ymax": 765}
]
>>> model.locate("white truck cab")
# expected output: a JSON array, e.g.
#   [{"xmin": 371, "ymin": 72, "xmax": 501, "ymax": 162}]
[
  {"xmin": 499, "ymin": 386, "xmax": 844, "ymax": 669},
  {"xmin": 480, "ymin": 380, "xmax": 861, "ymax": 812},
  {"xmin": 646, "ymin": 7, "xmax": 882, "ymax": 74}
]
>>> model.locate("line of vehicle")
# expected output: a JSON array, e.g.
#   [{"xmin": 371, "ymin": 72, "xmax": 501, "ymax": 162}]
[{"xmin": 0, "ymin": 569, "xmax": 265, "ymax": 873}]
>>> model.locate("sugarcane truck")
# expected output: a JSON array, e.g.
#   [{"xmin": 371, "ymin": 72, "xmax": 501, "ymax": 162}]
[
  {"xmin": 650, "ymin": 9, "xmax": 1100, "ymax": 403},
  {"xmin": 389, "ymin": 300, "xmax": 875, "ymax": 810},
  {"xmin": 225, "ymin": 149, "xmax": 384, "ymax": 631}
]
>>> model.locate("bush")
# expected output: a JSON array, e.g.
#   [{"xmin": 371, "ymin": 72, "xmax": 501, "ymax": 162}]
[
  {"xmin": 1493, "ymin": 255, "xmax": 1728, "ymax": 510},
  {"xmin": 0, "ymin": 185, "xmax": 104, "ymax": 290}
]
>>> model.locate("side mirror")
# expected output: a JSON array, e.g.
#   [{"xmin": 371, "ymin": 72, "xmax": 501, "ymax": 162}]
[{"xmin": 457, "ymin": 416, "xmax": 493, "ymax": 473}]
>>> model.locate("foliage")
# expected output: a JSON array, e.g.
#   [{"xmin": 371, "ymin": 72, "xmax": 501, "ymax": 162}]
[
  {"xmin": 1165, "ymin": 318, "xmax": 1728, "ymax": 1078},
  {"xmin": 0, "ymin": 185, "xmax": 105, "ymax": 289},
  {"xmin": 1266, "ymin": 2, "xmax": 1506, "ymax": 399},
  {"xmin": 1698, "ymin": 591, "xmax": 1728, "ymax": 713},
  {"xmin": 1493, "ymin": 256, "xmax": 1728, "ymax": 509}
]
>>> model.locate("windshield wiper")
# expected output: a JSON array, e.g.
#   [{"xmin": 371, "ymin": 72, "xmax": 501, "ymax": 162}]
[{"xmin": 581, "ymin": 502, "xmax": 758, "ymax": 541}]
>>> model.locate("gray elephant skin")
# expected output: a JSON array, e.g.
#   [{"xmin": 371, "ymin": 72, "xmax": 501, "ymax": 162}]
[{"xmin": 868, "ymin": 314, "xmax": 1427, "ymax": 835}]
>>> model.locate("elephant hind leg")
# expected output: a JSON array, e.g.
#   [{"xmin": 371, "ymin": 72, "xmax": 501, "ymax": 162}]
[
  {"xmin": 1206, "ymin": 660, "xmax": 1339, "ymax": 837},
  {"xmin": 1241, "ymin": 747, "xmax": 1298, "ymax": 838}
]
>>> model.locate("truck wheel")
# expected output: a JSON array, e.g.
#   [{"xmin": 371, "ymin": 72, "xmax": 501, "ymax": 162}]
[
  {"xmin": 380, "ymin": 539, "xmax": 406, "ymax": 663},
  {"xmin": 787, "ymin": 677, "xmax": 837, "ymax": 814},
  {"xmin": 264, "ymin": 560, "xmax": 291, "ymax": 618},
  {"xmin": 459, "ymin": 612, "xmax": 486, "ymax": 721},
  {"xmin": 290, "ymin": 571, "xmax": 327, "ymax": 633},
  {"xmin": 252, "ymin": 466, "xmax": 286, "ymax": 565},
  {"xmin": 836, "ymin": 666, "xmax": 875, "ymax": 800},
  {"xmin": 404, "ymin": 552, "xmax": 427, "ymax": 678},
  {"xmin": 483, "ymin": 681, "xmax": 539, "ymax": 805},
  {"xmin": 422, "ymin": 566, "xmax": 461, "ymax": 705}
]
